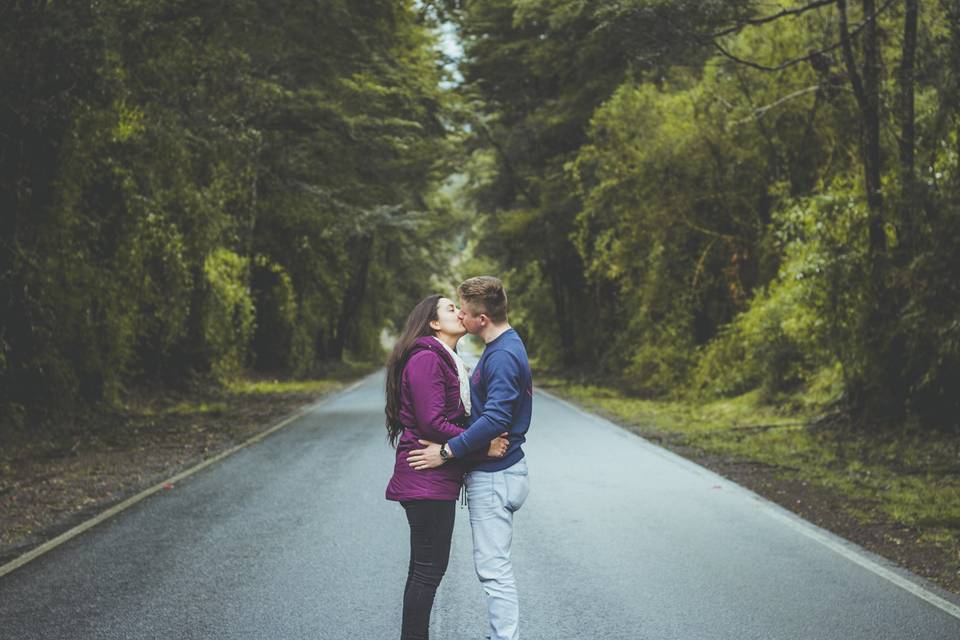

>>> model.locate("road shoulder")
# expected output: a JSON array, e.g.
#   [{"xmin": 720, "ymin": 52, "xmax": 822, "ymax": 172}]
[
  {"xmin": 0, "ymin": 371, "xmax": 373, "ymax": 570},
  {"xmin": 539, "ymin": 380, "xmax": 960, "ymax": 598}
]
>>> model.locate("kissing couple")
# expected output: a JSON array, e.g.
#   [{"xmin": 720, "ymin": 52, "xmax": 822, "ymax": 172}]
[{"xmin": 384, "ymin": 276, "xmax": 533, "ymax": 640}]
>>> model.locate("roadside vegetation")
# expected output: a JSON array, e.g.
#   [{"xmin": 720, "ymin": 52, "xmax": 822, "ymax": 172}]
[
  {"xmin": 541, "ymin": 373, "xmax": 960, "ymax": 593},
  {"xmin": 447, "ymin": 0, "xmax": 960, "ymax": 435},
  {"xmin": 0, "ymin": 364, "xmax": 372, "ymax": 562},
  {"xmin": 1, "ymin": 2, "xmax": 462, "ymax": 432}
]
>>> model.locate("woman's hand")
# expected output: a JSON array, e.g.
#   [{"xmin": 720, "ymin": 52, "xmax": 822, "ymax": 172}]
[{"xmin": 487, "ymin": 432, "xmax": 509, "ymax": 458}]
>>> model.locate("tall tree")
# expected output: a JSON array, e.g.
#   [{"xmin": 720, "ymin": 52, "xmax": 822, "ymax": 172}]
[{"xmin": 0, "ymin": 0, "xmax": 457, "ymax": 424}]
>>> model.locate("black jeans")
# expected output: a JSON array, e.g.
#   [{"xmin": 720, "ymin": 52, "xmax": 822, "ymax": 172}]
[{"xmin": 400, "ymin": 499, "xmax": 456, "ymax": 640}]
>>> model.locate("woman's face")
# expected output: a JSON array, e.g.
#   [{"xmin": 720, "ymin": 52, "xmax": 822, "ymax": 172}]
[{"xmin": 431, "ymin": 297, "xmax": 467, "ymax": 339}]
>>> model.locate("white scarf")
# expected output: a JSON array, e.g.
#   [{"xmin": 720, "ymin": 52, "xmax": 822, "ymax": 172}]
[{"xmin": 433, "ymin": 337, "xmax": 471, "ymax": 416}]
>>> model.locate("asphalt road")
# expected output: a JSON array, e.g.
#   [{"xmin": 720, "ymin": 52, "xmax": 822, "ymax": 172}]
[{"xmin": 2, "ymin": 370, "xmax": 959, "ymax": 639}]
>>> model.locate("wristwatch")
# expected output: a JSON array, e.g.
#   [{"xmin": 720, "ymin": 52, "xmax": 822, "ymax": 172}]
[{"xmin": 439, "ymin": 443, "xmax": 450, "ymax": 462}]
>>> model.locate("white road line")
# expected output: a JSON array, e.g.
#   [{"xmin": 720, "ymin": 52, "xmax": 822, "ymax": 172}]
[
  {"xmin": 0, "ymin": 374, "xmax": 372, "ymax": 579},
  {"xmin": 761, "ymin": 504, "xmax": 960, "ymax": 619},
  {"xmin": 535, "ymin": 386, "xmax": 960, "ymax": 620}
]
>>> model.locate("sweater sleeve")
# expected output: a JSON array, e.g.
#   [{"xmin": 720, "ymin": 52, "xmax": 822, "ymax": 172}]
[
  {"xmin": 407, "ymin": 352, "xmax": 466, "ymax": 443},
  {"xmin": 446, "ymin": 350, "xmax": 520, "ymax": 457}
]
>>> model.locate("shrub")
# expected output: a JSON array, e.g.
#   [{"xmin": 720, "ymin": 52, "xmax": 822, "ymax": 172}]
[
  {"xmin": 202, "ymin": 249, "xmax": 256, "ymax": 381},
  {"xmin": 693, "ymin": 190, "xmax": 866, "ymax": 400}
]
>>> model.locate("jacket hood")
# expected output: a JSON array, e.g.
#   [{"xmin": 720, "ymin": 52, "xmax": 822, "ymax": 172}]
[{"xmin": 409, "ymin": 336, "xmax": 457, "ymax": 372}]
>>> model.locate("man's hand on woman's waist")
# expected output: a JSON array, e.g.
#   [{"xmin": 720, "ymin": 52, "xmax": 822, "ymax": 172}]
[{"xmin": 408, "ymin": 433, "xmax": 508, "ymax": 471}]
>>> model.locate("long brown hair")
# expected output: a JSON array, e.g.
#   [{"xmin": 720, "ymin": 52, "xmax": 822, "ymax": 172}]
[{"xmin": 385, "ymin": 294, "xmax": 442, "ymax": 447}]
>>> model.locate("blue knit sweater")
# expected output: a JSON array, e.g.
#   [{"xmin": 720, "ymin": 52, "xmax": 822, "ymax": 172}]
[{"xmin": 446, "ymin": 328, "xmax": 533, "ymax": 471}]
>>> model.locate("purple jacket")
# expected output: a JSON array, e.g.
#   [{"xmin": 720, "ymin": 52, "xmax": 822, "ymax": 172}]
[{"xmin": 385, "ymin": 337, "xmax": 473, "ymax": 501}]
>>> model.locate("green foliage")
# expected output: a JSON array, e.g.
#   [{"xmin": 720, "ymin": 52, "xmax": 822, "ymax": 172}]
[
  {"xmin": 571, "ymin": 75, "xmax": 777, "ymax": 389},
  {"xmin": 693, "ymin": 189, "xmax": 867, "ymax": 399},
  {"xmin": 449, "ymin": 0, "xmax": 633, "ymax": 368},
  {"xmin": 4, "ymin": 0, "xmax": 960, "ymax": 434},
  {"xmin": 452, "ymin": 0, "xmax": 960, "ymax": 430},
  {"xmin": 0, "ymin": 0, "xmax": 457, "ymax": 423},
  {"xmin": 124, "ymin": 213, "xmax": 193, "ymax": 363},
  {"xmin": 202, "ymin": 249, "xmax": 256, "ymax": 381},
  {"xmin": 897, "ymin": 130, "xmax": 960, "ymax": 426}
]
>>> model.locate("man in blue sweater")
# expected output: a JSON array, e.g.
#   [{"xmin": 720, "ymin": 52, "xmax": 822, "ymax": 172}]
[{"xmin": 408, "ymin": 276, "xmax": 533, "ymax": 640}]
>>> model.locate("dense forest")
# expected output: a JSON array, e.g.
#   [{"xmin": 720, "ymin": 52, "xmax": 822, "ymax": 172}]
[
  {"xmin": 2, "ymin": 0, "xmax": 959, "ymax": 433},
  {"xmin": 1, "ymin": 1, "xmax": 462, "ymax": 425},
  {"xmin": 444, "ymin": 0, "xmax": 960, "ymax": 430}
]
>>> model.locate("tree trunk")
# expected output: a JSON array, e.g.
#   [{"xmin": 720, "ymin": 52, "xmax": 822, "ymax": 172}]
[
  {"xmin": 837, "ymin": 0, "xmax": 884, "ymax": 238},
  {"xmin": 861, "ymin": 0, "xmax": 885, "ymax": 252},
  {"xmin": 838, "ymin": 0, "xmax": 906, "ymax": 423},
  {"xmin": 898, "ymin": 0, "xmax": 919, "ymax": 245},
  {"xmin": 330, "ymin": 233, "xmax": 374, "ymax": 361}
]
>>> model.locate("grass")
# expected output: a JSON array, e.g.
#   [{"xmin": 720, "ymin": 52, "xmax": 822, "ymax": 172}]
[
  {"xmin": 162, "ymin": 401, "xmax": 231, "ymax": 416},
  {"xmin": 112, "ymin": 359, "xmax": 380, "ymax": 420},
  {"xmin": 226, "ymin": 378, "xmax": 346, "ymax": 396},
  {"xmin": 539, "ymin": 375, "xmax": 960, "ymax": 548},
  {"xmin": 1, "ymin": 361, "xmax": 381, "ymax": 466}
]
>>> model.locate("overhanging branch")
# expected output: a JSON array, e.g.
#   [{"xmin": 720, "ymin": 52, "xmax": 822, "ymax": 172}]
[
  {"xmin": 728, "ymin": 85, "xmax": 823, "ymax": 127},
  {"xmin": 713, "ymin": 0, "xmax": 836, "ymax": 38},
  {"xmin": 712, "ymin": 0, "xmax": 897, "ymax": 74}
]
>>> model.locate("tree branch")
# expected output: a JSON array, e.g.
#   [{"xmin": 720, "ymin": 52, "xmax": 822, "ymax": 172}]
[
  {"xmin": 728, "ymin": 85, "xmax": 823, "ymax": 127},
  {"xmin": 712, "ymin": 0, "xmax": 896, "ymax": 74},
  {"xmin": 713, "ymin": 0, "xmax": 836, "ymax": 38},
  {"xmin": 691, "ymin": 237, "xmax": 719, "ymax": 288},
  {"xmin": 838, "ymin": 0, "xmax": 868, "ymax": 117}
]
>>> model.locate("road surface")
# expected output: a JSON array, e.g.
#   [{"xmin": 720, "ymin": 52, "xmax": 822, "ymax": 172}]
[{"xmin": 1, "ymin": 371, "xmax": 959, "ymax": 639}]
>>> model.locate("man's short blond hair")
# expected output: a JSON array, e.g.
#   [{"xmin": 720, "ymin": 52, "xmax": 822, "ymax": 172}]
[{"xmin": 457, "ymin": 276, "xmax": 508, "ymax": 323}]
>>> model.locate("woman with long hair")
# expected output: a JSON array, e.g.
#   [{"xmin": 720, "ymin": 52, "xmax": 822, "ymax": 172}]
[{"xmin": 385, "ymin": 294, "xmax": 507, "ymax": 640}]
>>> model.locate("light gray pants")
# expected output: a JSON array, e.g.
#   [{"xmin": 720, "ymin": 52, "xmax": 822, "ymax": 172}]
[{"xmin": 464, "ymin": 459, "xmax": 530, "ymax": 640}]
